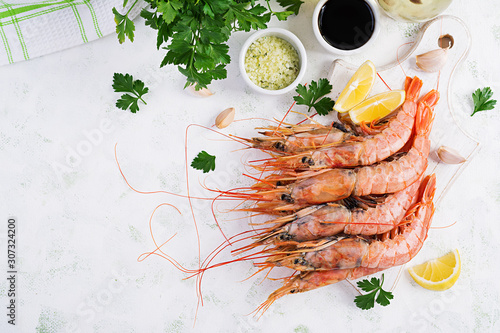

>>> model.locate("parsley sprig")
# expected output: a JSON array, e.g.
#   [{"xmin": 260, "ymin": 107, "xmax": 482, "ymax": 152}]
[
  {"xmin": 112, "ymin": 73, "xmax": 149, "ymax": 113},
  {"xmin": 471, "ymin": 87, "xmax": 497, "ymax": 116},
  {"xmin": 113, "ymin": 0, "xmax": 303, "ymax": 89},
  {"xmin": 191, "ymin": 151, "xmax": 216, "ymax": 173},
  {"xmin": 112, "ymin": 0, "xmax": 138, "ymax": 44},
  {"xmin": 354, "ymin": 274, "xmax": 394, "ymax": 310},
  {"xmin": 293, "ymin": 79, "xmax": 335, "ymax": 116}
]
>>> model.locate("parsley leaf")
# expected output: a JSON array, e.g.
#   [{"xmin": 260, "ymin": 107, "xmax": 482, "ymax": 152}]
[
  {"xmin": 276, "ymin": 0, "xmax": 304, "ymax": 15},
  {"xmin": 357, "ymin": 277, "xmax": 381, "ymax": 292},
  {"xmin": 293, "ymin": 79, "xmax": 335, "ymax": 116},
  {"xmin": 354, "ymin": 274, "xmax": 394, "ymax": 310},
  {"xmin": 471, "ymin": 87, "xmax": 497, "ymax": 116},
  {"xmin": 263, "ymin": 0, "xmax": 302, "ymax": 21},
  {"xmin": 191, "ymin": 151, "xmax": 216, "ymax": 173},
  {"xmin": 112, "ymin": 4, "xmax": 136, "ymax": 44},
  {"xmin": 112, "ymin": 73, "xmax": 148, "ymax": 113},
  {"xmin": 271, "ymin": 9, "xmax": 293, "ymax": 21},
  {"xmin": 354, "ymin": 289, "xmax": 377, "ymax": 310},
  {"xmin": 157, "ymin": 0, "xmax": 183, "ymax": 25},
  {"xmin": 116, "ymin": 94, "xmax": 141, "ymax": 113},
  {"xmin": 129, "ymin": 0, "xmax": 303, "ymax": 89},
  {"xmin": 376, "ymin": 288, "xmax": 394, "ymax": 307}
]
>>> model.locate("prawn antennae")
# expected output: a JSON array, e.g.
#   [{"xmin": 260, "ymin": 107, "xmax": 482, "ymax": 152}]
[
  {"xmin": 273, "ymin": 94, "xmax": 300, "ymax": 135},
  {"xmin": 377, "ymin": 72, "xmax": 392, "ymax": 91},
  {"xmin": 115, "ymin": 143, "xmax": 216, "ymax": 201},
  {"xmin": 431, "ymin": 220, "xmax": 457, "ymax": 229}
]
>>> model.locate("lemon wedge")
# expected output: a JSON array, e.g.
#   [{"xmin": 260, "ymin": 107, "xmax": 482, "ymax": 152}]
[
  {"xmin": 334, "ymin": 60, "xmax": 376, "ymax": 113},
  {"xmin": 408, "ymin": 249, "xmax": 461, "ymax": 291},
  {"xmin": 348, "ymin": 90, "xmax": 406, "ymax": 124}
]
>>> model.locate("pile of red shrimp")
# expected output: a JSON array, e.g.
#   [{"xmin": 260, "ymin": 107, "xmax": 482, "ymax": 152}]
[
  {"xmin": 207, "ymin": 76, "xmax": 440, "ymax": 313},
  {"xmin": 117, "ymin": 76, "xmax": 440, "ymax": 317}
]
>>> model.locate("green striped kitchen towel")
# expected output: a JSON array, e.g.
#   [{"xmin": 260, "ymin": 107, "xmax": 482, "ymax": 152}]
[{"xmin": 0, "ymin": 0, "xmax": 145, "ymax": 66}]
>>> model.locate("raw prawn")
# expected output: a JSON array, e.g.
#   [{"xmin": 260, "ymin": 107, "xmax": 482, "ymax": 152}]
[
  {"xmin": 245, "ymin": 97, "xmax": 435, "ymax": 212},
  {"xmin": 257, "ymin": 267, "xmax": 385, "ymax": 313},
  {"xmin": 263, "ymin": 174, "xmax": 436, "ymax": 271},
  {"xmin": 242, "ymin": 122, "xmax": 357, "ymax": 154},
  {"xmin": 256, "ymin": 78, "xmax": 439, "ymax": 170},
  {"xmin": 252, "ymin": 174, "xmax": 422, "ymax": 245}
]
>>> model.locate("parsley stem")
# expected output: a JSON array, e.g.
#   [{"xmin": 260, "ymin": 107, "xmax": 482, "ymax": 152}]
[
  {"xmin": 133, "ymin": 92, "xmax": 147, "ymax": 105},
  {"xmin": 125, "ymin": 0, "xmax": 139, "ymax": 17},
  {"xmin": 265, "ymin": 0, "xmax": 275, "ymax": 14}
]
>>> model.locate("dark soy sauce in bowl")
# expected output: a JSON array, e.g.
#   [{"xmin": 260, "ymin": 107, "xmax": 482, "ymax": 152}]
[{"xmin": 318, "ymin": 0, "xmax": 376, "ymax": 51}]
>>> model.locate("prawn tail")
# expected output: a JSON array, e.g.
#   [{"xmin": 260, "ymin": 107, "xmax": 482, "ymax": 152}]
[
  {"xmin": 419, "ymin": 89, "xmax": 440, "ymax": 110},
  {"xmin": 415, "ymin": 102, "xmax": 435, "ymax": 136},
  {"xmin": 401, "ymin": 173, "xmax": 437, "ymax": 226},
  {"xmin": 421, "ymin": 173, "xmax": 437, "ymax": 204},
  {"xmin": 404, "ymin": 76, "xmax": 412, "ymax": 92},
  {"xmin": 405, "ymin": 76, "xmax": 423, "ymax": 101}
]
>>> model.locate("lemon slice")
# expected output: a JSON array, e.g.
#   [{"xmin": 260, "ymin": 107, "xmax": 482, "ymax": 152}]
[
  {"xmin": 333, "ymin": 60, "xmax": 376, "ymax": 113},
  {"xmin": 408, "ymin": 249, "xmax": 461, "ymax": 291},
  {"xmin": 348, "ymin": 90, "xmax": 406, "ymax": 124}
]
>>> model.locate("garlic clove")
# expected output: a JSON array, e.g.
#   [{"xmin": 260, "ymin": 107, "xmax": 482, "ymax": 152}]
[
  {"xmin": 437, "ymin": 146, "xmax": 466, "ymax": 164},
  {"xmin": 416, "ymin": 48, "xmax": 448, "ymax": 73},
  {"xmin": 215, "ymin": 107, "xmax": 235, "ymax": 129},
  {"xmin": 187, "ymin": 85, "xmax": 214, "ymax": 97}
]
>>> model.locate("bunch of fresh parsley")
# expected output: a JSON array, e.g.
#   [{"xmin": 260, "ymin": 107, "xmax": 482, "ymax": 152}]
[{"xmin": 113, "ymin": 0, "xmax": 303, "ymax": 90}]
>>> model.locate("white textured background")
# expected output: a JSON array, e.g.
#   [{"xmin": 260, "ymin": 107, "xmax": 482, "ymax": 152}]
[{"xmin": 1, "ymin": 0, "xmax": 499, "ymax": 332}]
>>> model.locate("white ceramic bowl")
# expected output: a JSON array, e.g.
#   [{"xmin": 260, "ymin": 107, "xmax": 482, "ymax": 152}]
[
  {"xmin": 239, "ymin": 28, "xmax": 307, "ymax": 95},
  {"xmin": 312, "ymin": 0, "xmax": 380, "ymax": 55}
]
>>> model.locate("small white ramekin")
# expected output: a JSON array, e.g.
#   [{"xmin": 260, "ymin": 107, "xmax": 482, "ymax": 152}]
[
  {"xmin": 312, "ymin": 0, "xmax": 381, "ymax": 55},
  {"xmin": 239, "ymin": 28, "xmax": 307, "ymax": 95}
]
